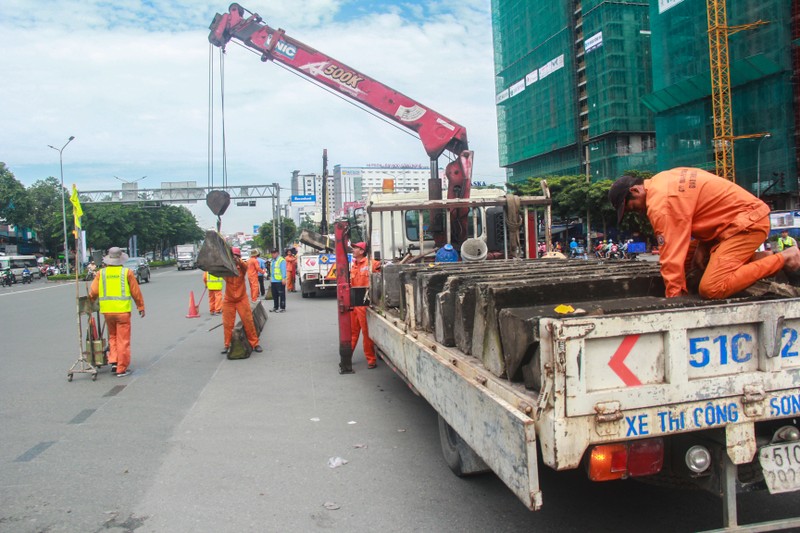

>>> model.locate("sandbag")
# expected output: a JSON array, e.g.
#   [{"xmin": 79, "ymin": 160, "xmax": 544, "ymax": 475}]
[{"xmin": 197, "ymin": 230, "xmax": 239, "ymax": 277}]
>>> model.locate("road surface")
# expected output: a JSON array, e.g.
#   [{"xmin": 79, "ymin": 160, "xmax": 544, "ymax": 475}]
[{"xmin": 0, "ymin": 268, "xmax": 798, "ymax": 532}]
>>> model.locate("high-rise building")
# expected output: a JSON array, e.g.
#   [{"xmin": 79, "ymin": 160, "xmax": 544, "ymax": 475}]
[
  {"xmin": 644, "ymin": 0, "xmax": 796, "ymax": 205},
  {"xmin": 332, "ymin": 164, "xmax": 446, "ymax": 210},
  {"xmin": 492, "ymin": 0, "xmax": 657, "ymax": 183}
]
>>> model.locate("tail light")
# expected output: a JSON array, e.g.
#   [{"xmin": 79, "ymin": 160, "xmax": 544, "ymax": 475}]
[{"xmin": 588, "ymin": 438, "xmax": 664, "ymax": 481}]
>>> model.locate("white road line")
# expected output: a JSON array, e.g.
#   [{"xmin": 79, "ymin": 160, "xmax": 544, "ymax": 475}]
[{"xmin": 0, "ymin": 283, "xmax": 76, "ymax": 296}]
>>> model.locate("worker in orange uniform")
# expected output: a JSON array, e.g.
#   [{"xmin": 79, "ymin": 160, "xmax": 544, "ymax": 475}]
[
  {"xmin": 285, "ymin": 248, "xmax": 298, "ymax": 292},
  {"xmin": 609, "ymin": 168, "xmax": 800, "ymax": 299},
  {"xmin": 350, "ymin": 242, "xmax": 381, "ymax": 368},
  {"xmin": 203, "ymin": 271, "xmax": 223, "ymax": 315},
  {"xmin": 246, "ymin": 249, "xmax": 263, "ymax": 303},
  {"xmin": 221, "ymin": 247, "xmax": 263, "ymax": 354},
  {"xmin": 88, "ymin": 247, "xmax": 145, "ymax": 377}
]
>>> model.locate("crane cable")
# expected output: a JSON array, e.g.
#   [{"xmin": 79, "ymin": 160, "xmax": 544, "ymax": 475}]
[
  {"xmin": 207, "ymin": 44, "xmax": 214, "ymax": 189},
  {"xmin": 207, "ymin": 45, "xmax": 229, "ymax": 190},
  {"xmin": 219, "ymin": 47, "xmax": 228, "ymax": 189}
]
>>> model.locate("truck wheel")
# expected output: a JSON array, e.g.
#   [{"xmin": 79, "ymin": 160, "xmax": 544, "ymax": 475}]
[
  {"xmin": 437, "ymin": 414, "xmax": 490, "ymax": 477},
  {"xmin": 301, "ymin": 291, "xmax": 308, "ymax": 298}
]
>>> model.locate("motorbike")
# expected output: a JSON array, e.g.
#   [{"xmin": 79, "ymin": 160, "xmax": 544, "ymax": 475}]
[
  {"xmin": 21, "ymin": 270, "xmax": 32, "ymax": 284},
  {"xmin": 84, "ymin": 270, "xmax": 96, "ymax": 281},
  {"xmin": 1, "ymin": 271, "xmax": 13, "ymax": 287},
  {"xmin": 608, "ymin": 245, "xmax": 622, "ymax": 260}
]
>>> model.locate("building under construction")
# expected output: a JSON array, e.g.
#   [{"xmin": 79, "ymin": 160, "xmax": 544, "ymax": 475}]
[
  {"xmin": 492, "ymin": 0, "xmax": 656, "ymax": 182},
  {"xmin": 492, "ymin": 0, "xmax": 799, "ymax": 207}
]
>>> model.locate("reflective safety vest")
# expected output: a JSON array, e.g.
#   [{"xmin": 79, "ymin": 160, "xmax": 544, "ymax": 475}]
[
  {"xmin": 206, "ymin": 273, "xmax": 223, "ymax": 290},
  {"xmin": 272, "ymin": 256, "xmax": 285, "ymax": 281},
  {"xmin": 98, "ymin": 266, "xmax": 132, "ymax": 313}
]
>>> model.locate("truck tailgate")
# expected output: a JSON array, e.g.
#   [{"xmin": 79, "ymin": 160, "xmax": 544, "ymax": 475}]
[{"xmin": 547, "ymin": 299, "xmax": 800, "ymax": 418}]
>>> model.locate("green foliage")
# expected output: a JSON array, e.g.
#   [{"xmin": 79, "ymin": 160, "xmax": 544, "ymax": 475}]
[
  {"xmin": 149, "ymin": 260, "xmax": 176, "ymax": 267},
  {"xmin": 81, "ymin": 204, "xmax": 203, "ymax": 257},
  {"xmin": 0, "ymin": 163, "xmax": 33, "ymax": 227},
  {"xmin": 508, "ymin": 169, "xmax": 656, "ymax": 238},
  {"xmin": 298, "ymin": 214, "xmax": 317, "ymax": 233},
  {"xmin": 255, "ymin": 217, "xmax": 298, "ymax": 251}
]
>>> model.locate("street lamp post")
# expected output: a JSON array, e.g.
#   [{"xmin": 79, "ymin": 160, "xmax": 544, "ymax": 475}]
[
  {"xmin": 48, "ymin": 136, "xmax": 75, "ymax": 275},
  {"xmin": 756, "ymin": 133, "xmax": 771, "ymax": 198}
]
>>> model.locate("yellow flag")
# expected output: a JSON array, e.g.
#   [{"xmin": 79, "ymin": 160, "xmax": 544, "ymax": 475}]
[{"xmin": 70, "ymin": 184, "xmax": 83, "ymax": 230}]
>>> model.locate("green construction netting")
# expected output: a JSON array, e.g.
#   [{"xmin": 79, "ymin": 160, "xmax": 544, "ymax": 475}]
[
  {"xmin": 649, "ymin": 0, "xmax": 796, "ymax": 193},
  {"xmin": 493, "ymin": 0, "xmax": 657, "ymax": 181},
  {"xmin": 583, "ymin": 2, "xmax": 654, "ymax": 136},
  {"xmin": 492, "ymin": 0, "xmax": 576, "ymax": 167}
]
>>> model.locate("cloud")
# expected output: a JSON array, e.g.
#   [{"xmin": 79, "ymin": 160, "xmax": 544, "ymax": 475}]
[{"xmin": 0, "ymin": 0, "xmax": 500, "ymax": 233}]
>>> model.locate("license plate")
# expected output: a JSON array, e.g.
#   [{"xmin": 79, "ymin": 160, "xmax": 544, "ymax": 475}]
[{"xmin": 758, "ymin": 442, "xmax": 800, "ymax": 494}]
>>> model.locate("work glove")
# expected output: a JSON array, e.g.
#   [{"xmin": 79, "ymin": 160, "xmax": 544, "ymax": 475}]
[{"xmin": 139, "ymin": 310, "xmax": 146, "ymax": 318}]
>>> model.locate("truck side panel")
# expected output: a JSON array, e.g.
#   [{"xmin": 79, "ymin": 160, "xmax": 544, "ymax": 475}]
[{"xmin": 368, "ymin": 312, "xmax": 543, "ymax": 510}]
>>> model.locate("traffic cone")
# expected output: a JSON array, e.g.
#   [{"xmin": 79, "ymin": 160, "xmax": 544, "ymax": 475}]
[{"xmin": 186, "ymin": 291, "xmax": 201, "ymax": 318}]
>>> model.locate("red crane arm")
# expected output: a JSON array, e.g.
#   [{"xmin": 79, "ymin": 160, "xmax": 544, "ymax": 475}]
[{"xmin": 209, "ymin": 3, "xmax": 469, "ymax": 160}]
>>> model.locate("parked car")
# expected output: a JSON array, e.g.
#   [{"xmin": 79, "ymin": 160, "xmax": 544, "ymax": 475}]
[{"xmin": 124, "ymin": 257, "xmax": 151, "ymax": 284}]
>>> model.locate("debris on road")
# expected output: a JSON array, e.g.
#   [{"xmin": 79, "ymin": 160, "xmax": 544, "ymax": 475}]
[{"xmin": 327, "ymin": 457, "xmax": 348, "ymax": 468}]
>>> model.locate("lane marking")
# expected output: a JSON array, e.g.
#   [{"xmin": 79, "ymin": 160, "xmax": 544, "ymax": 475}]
[
  {"xmin": 69, "ymin": 408, "xmax": 96, "ymax": 424},
  {"xmin": 15, "ymin": 441, "xmax": 56, "ymax": 462},
  {"xmin": 103, "ymin": 385, "xmax": 126, "ymax": 397}
]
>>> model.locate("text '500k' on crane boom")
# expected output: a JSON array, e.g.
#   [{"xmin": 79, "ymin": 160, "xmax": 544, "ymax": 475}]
[{"xmin": 208, "ymin": 3, "xmax": 474, "ymax": 230}]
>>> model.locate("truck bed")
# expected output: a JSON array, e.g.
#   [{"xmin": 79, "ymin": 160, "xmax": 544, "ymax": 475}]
[{"xmin": 368, "ymin": 259, "xmax": 800, "ymax": 510}]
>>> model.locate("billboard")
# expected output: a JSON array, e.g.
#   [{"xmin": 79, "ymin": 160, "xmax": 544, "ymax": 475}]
[{"xmin": 770, "ymin": 211, "xmax": 800, "ymax": 230}]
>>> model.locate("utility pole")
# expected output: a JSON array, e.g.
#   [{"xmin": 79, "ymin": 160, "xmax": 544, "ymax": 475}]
[
  {"xmin": 585, "ymin": 145, "xmax": 591, "ymax": 254},
  {"xmin": 320, "ymin": 149, "xmax": 329, "ymax": 235},
  {"xmin": 275, "ymin": 182, "xmax": 282, "ymax": 252}
]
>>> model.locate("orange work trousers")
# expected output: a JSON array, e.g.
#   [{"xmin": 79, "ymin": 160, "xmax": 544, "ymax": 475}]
[
  {"xmin": 287, "ymin": 270, "xmax": 296, "ymax": 292},
  {"xmin": 208, "ymin": 290, "xmax": 222, "ymax": 313},
  {"xmin": 350, "ymin": 306, "xmax": 376, "ymax": 365},
  {"xmin": 104, "ymin": 312, "xmax": 132, "ymax": 373},
  {"xmin": 699, "ymin": 218, "xmax": 785, "ymax": 299},
  {"xmin": 222, "ymin": 298, "xmax": 260, "ymax": 349},
  {"xmin": 248, "ymin": 274, "xmax": 259, "ymax": 302}
]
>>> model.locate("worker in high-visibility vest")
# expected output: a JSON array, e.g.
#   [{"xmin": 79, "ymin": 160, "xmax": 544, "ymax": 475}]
[
  {"xmin": 221, "ymin": 247, "xmax": 262, "ymax": 354},
  {"xmin": 778, "ymin": 230, "xmax": 798, "ymax": 251},
  {"xmin": 269, "ymin": 248, "xmax": 287, "ymax": 312},
  {"xmin": 89, "ymin": 247, "xmax": 145, "ymax": 377},
  {"xmin": 203, "ymin": 271, "xmax": 223, "ymax": 315}
]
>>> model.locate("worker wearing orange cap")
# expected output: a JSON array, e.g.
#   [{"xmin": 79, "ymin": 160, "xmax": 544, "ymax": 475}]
[
  {"xmin": 609, "ymin": 167, "xmax": 800, "ymax": 299},
  {"xmin": 285, "ymin": 248, "xmax": 298, "ymax": 292},
  {"xmin": 246, "ymin": 249, "xmax": 263, "ymax": 303},
  {"xmin": 88, "ymin": 247, "xmax": 145, "ymax": 377},
  {"xmin": 350, "ymin": 241, "xmax": 381, "ymax": 368},
  {"xmin": 221, "ymin": 247, "xmax": 263, "ymax": 354},
  {"xmin": 203, "ymin": 271, "xmax": 223, "ymax": 315}
]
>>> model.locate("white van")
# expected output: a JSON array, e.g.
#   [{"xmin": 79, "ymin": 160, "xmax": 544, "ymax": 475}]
[{"xmin": 0, "ymin": 255, "xmax": 40, "ymax": 281}]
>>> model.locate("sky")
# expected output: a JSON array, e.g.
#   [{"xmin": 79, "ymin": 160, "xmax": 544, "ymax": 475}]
[{"xmin": 0, "ymin": 0, "xmax": 502, "ymax": 235}]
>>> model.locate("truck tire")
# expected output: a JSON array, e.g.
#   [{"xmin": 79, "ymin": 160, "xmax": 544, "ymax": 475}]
[{"xmin": 437, "ymin": 414, "xmax": 490, "ymax": 477}]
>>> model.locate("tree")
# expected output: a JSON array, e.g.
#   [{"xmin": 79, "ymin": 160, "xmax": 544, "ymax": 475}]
[
  {"xmin": 27, "ymin": 177, "xmax": 65, "ymax": 255},
  {"xmin": 0, "ymin": 163, "xmax": 33, "ymax": 228},
  {"xmin": 255, "ymin": 217, "xmax": 297, "ymax": 251},
  {"xmin": 81, "ymin": 203, "xmax": 203, "ymax": 257},
  {"xmin": 298, "ymin": 214, "xmax": 317, "ymax": 233}
]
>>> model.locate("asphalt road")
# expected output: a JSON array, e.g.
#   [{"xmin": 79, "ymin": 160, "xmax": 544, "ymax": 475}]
[{"xmin": 1, "ymin": 268, "xmax": 799, "ymax": 532}]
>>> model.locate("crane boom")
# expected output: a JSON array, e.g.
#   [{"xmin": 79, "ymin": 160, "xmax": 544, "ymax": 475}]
[
  {"xmin": 209, "ymin": 3, "xmax": 475, "ymax": 244},
  {"xmin": 209, "ymin": 3, "xmax": 469, "ymax": 161}
]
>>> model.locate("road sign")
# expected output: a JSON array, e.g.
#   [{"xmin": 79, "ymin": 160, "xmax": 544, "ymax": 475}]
[{"xmin": 291, "ymin": 195, "xmax": 316, "ymax": 203}]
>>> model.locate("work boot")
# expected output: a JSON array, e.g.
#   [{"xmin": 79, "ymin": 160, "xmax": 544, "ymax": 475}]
[
  {"xmin": 221, "ymin": 346, "xmax": 229, "ymax": 354},
  {"xmin": 116, "ymin": 369, "xmax": 131, "ymax": 378},
  {"xmin": 253, "ymin": 345, "xmax": 263, "ymax": 353}
]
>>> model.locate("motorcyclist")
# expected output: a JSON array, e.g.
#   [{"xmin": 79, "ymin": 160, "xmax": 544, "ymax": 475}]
[
  {"xmin": 21, "ymin": 267, "xmax": 32, "ymax": 283},
  {"xmin": 2, "ymin": 267, "xmax": 13, "ymax": 286}
]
